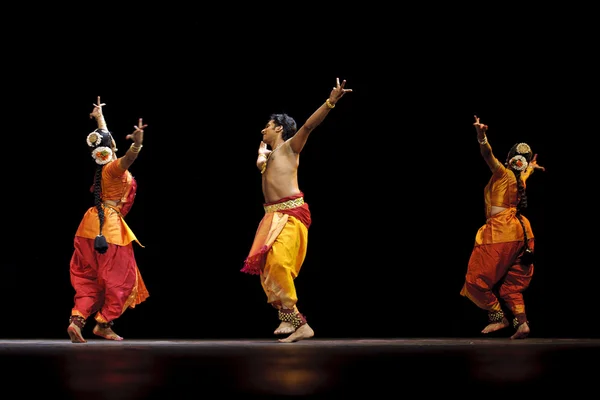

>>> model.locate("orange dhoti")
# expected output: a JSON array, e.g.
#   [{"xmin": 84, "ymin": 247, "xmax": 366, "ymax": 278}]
[
  {"xmin": 460, "ymin": 239, "xmax": 534, "ymax": 318},
  {"xmin": 460, "ymin": 207, "xmax": 534, "ymax": 324}
]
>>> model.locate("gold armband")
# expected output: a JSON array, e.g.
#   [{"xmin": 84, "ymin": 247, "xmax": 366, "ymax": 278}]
[
  {"xmin": 325, "ymin": 99, "xmax": 335, "ymax": 109},
  {"xmin": 477, "ymin": 136, "xmax": 488, "ymax": 145}
]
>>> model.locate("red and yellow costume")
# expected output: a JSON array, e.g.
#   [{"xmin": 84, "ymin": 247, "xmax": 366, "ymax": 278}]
[
  {"xmin": 70, "ymin": 159, "xmax": 149, "ymax": 325},
  {"xmin": 460, "ymin": 162, "xmax": 534, "ymax": 325},
  {"xmin": 242, "ymin": 193, "xmax": 311, "ymax": 312}
]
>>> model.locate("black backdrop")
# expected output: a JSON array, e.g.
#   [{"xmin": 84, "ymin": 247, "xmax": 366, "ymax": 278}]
[{"xmin": 1, "ymin": 9, "xmax": 594, "ymax": 341}]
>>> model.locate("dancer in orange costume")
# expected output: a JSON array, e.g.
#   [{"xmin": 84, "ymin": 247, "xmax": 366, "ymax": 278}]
[
  {"xmin": 67, "ymin": 97, "xmax": 149, "ymax": 343},
  {"xmin": 460, "ymin": 115, "xmax": 545, "ymax": 339}
]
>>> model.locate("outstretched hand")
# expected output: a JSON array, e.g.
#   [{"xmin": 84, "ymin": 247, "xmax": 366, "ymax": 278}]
[
  {"xmin": 530, "ymin": 154, "xmax": 546, "ymax": 172},
  {"xmin": 473, "ymin": 115, "xmax": 488, "ymax": 135},
  {"xmin": 90, "ymin": 96, "xmax": 106, "ymax": 119},
  {"xmin": 126, "ymin": 118, "xmax": 147, "ymax": 145},
  {"xmin": 328, "ymin": 77, "xmax": 353, "ymax": 104}
]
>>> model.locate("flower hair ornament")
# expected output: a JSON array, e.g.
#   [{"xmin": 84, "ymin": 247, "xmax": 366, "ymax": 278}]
[
  {"xmin": 515, "ymin": 143, "xmax": 531, "ymax": 155},
  {"xmin": 86, "ymin": 131, "xmax": 103, "ymax": 148},
  {"xmin": 91, "ymin": 146, "xmax": 113, "ymax": 165},
  {"xmin": 508, "ymin": 155, "xmax": 528, "ymax": 171}
]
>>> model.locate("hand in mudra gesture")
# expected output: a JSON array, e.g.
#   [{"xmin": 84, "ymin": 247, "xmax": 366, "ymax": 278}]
[
  {"xmin": 328, "ymin": 77, "xmax": 353, "ymax": 104},
  {"xmin": 258, "ymin": 141, "xmax": 271, "ymax": 158},
  {"xmin": 90, "ymin": 96, "xmax": 106, "ymax": 119},
  {"xmin": 126, "ymin": 118, "xmax": 147, "ymax": 145},
  {"xmin": 473, "ymin": 115, "xmax": 488, "ymax": 134},
  {"xmin": 530, "ymin": 154, "xmax": 546, "ymax": 172}
]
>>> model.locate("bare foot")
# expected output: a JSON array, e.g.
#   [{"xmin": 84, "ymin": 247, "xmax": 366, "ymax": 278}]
[
  {"xmin": 278, "ymin": 323, "xmax": 314, "ymax": 343},
  {"xmin": 274, "ymin": 321, "xmax": 295, "ymax": 335},
  {"xmin": 67, "ymin": 323, "xmax": 87, "ymax": 343},
  {"xmin": 481, "ymin": 317, "xmax": 510, "ymax": 334},
  {"xmin": 510, "ymin": 321, "xmax": 530, "ymax": 340},
  {"xmin": 93, "ymin": 324, "xmax": 123, "ymax": 341}
]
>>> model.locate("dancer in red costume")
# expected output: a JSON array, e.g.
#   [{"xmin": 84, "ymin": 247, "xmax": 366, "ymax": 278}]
[{"xmin": 67, "ymin": 97, "xmax": 149, "ymax": 343}]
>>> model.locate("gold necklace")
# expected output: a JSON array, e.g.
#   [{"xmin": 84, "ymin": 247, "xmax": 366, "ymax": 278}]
[{"xmin": 261, "ymin": 142, "xmax": 284, "ymax": 174}]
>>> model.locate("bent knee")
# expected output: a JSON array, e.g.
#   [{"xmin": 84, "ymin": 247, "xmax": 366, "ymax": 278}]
[{"xmin": 463, "ymin": 277, "xmax": 492, "ymax": 294}]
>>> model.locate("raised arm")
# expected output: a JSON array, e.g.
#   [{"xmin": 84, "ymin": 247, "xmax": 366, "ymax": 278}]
[
  {"xmin": 289, "ymin": 77, "xmax": 352, "ymax": 154},
  {"xmin": 119, "ymin": 118, "xmax": 147, "ymax": 171},
  {"xmin": 90, "ymin": 96, "xmax": 108, "ymax": 131},
  {"xmin": 474, "ymin": 115, "xmax": 501, "ymax": 173}
]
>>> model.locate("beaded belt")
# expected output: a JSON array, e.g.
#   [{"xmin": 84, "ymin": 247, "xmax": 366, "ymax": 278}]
[{"xmin": 264, "ymin": 197, "xmax": 304, "ymax": 213}]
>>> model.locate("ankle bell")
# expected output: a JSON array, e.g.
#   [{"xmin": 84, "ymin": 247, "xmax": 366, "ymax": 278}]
[
  {"xmin": 278, "ymin": 309, "xmax": 307, "ymax": 329},
  {"xmin": 69, "ymin": 315, "xmax": 86, "ymax": 328}
]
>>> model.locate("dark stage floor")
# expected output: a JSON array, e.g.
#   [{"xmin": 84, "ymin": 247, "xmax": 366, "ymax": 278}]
[{"xmin": 1, "ymin": 338, "xmax": 598, "ymax": 398}]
